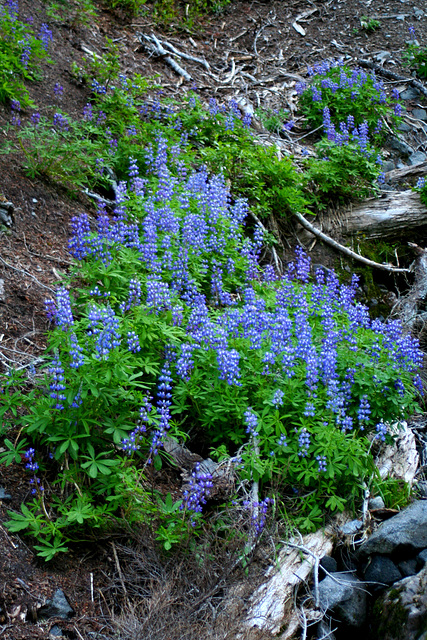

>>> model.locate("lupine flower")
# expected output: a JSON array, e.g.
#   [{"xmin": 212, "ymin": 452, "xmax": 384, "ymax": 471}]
[
  {"xmin": 417, "ymin": 177, "xmax": 426, "ymax": 189},
  {"xmin": 375, "ymin": 421, "xmax": 388, "ymax": 441},
  {"xmin": 49, "ymin": 355, "xmax": 66, "ymax": 410},
  {"xmin": 83, "ymin": 103, "xmax": 93, "ymax": 121},
  {"xmin": 122, "ymin": 397, "xmax": 153, "ymax": 454},
  {"xmin": 53, "ymin": 82, "xmax": 63, "ymax": 98},
  {"xmin": 244, "ymin": 408, "xmax": 259, "ymax": 438},
  {"xmin": 298, "ymin": 428, "xmax": 311, "ymax": 457},
  {"xmin": 87, "ymin": 305, "xmax": 121, "ymax": 359},
  {"xmin": 20, "ymin": 38, "xmax": 31, "ymax": 68},
  {"xmin": 52, "ymin": 112, "xmax": 68, "ymax": 131},
  {"xmin": 55, "ymin": 287, "xmax": 73, "ymax": 330},
  {"xmin": 149, "ymin": 364, "xmax": 173, "ymax": 460},
  {"xmin": 39, "ymin": 24, "xmax": 53, "ymax": 50},
  {"xmin": 316, "ymin": 455, "xmax": 327, "ymax": 472},
  {"xmin": 181, "ymin": 463, "xmax": 213, "ymax": 525},
  {"xmin": 277, "ymin": 433, "xmax": 287, "ymax": 447},
  {"xmin": 217, "ymin": 348, "xmax": 241, "ymax": 386},
  {"xmin": 357, "ymin": 395, "xmax": 371, "ymax": 427},
  {"xmin": 127, "ymin": 331, "xmax": 141, "ymax": 353},
  {"xmin": 10, "ymin": 99, "xmax": 21, "ymax": 127},
  {"xmin": 244, "ymin": 497, "xmax": 273, "ymax": 536},
  {"xmin": 69, "ymin": 334, "xmax": 84, "ymax": 369},
  {"xmin": 24, "ymin": 448, "xmax": 44, "ymax": 495},
  {"xmin": 31, "ymin": 112, "xmax": 41, "ymax": 125},
  {"xmin": 272, "ymin": 389, "xmax": 284, "ymax": 408}
]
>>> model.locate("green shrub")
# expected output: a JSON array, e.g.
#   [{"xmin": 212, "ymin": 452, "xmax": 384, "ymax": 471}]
[{"xmin": 0, "ymin": 2, "xmax": 53, "ymax": 107}]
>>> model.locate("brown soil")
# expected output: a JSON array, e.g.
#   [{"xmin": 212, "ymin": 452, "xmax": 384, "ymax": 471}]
[{"xmin": 0, "ymin": 0, "xmax": 426, "ymax": 638}]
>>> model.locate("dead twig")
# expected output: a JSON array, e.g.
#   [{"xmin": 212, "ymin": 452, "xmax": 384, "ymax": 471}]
[
  {"xmin": 294, "ymin": 212, "xmax": 410, "ymax": 273},
  {"xmin": 0, "ymin": 255, "xmax": 56, "ymax": 292},
  {"xmin": 138, "ymin": 33, "xmax": 192, "ymax": 81},
  {"xmin": 112, "ymin": 542, "xmax": 130, "ymax": 607},
  {"xmin": 161, "ymin": 39, "xmax": 210, "ymax": 71}
]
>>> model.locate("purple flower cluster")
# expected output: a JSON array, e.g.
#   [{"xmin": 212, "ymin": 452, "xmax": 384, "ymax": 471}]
[
  {"xmin": 181, "ymin": 463, "xmax": 213, "ymax": 525},
  {"xmin": 49, "ymin": 355, "xmax": 66, "ymax": 410},
  {"xmin": 244, "ymin": 408, "xmax": 259, "ymax": 438},
  {"xmin": 244, "ymin": 496, "xmax": 274, "ymax": 536},
  {"xmin": 24, "ymin": 448, "xmax": 44, "ymax": 495},
  {"xmin": 87, "ymin": 305, "xmax": 121, "ymax": 359}
]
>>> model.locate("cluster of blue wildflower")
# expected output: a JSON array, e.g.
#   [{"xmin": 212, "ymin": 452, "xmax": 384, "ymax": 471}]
[{"xmin": 21, "ymin": 65, "xmax": 422, "ymax": 533}]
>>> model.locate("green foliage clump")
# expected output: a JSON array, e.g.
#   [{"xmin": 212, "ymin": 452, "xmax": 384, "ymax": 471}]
[
  {"xmin": 304, "ymin": 137, "xmax": 381, "ymax": 205},
  {"xmin": 297, "ymin": 61, "xmax": 399, "ymax": 136},
  {"xmin": 41, "ymin": 0, "xmax": 97, "ymax": 27},
  {"xmin": 255, "ymin": 107, "xmax": 290, "ymax": 134},
  {"xmin": 0, "ymin": 154, "xmax": 423, "ymax": 555},
  {"xmin": 360, "ymin": 16, "xmax": 381, "ymax": 33},
  {"xmin": 0, "ymin": 3, "xmax": 52, "ymax": 107}
]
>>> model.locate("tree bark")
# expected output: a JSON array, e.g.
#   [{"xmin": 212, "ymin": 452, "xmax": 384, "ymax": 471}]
[{"xmin": 321, "ymin": 190, "xmax": 427, "ymax": 241}]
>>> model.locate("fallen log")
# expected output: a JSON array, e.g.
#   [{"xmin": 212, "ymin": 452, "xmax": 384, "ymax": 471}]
[{"xmin": 321, "ymin": 190, "xmax": 427, "ymax": 241}]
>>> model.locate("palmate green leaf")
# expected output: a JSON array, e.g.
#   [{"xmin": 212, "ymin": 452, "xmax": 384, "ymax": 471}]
[{"xmin": 33, "ymin": 537, "xmax": 69, "ymax": 562}]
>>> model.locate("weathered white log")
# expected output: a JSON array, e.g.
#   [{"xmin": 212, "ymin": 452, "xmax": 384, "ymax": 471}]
[
  {"xmin": 321, "ymin": 190, "xmax": 427, "ymax": 241},
  {"xmin": 375, "ymin": 421, "xmax": 419, "ymax": 486},
  {"xmin": 241, "ymin": 528, "xmax": 335, "ymax": 636},
  {"xmin": 392, "ymin": 242, "xmax": 427, "ymax": 331}
]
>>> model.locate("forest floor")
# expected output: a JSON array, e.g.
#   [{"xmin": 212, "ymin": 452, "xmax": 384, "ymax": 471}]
[{"xmin": 0, "ymin": 0, "xmax": 426, "ymax": 638}]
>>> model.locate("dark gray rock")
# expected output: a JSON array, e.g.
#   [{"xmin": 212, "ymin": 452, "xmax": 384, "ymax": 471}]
[
  {"xmin": 409, "ymin": 151, "xmax": 427, "ymax": 165},
  {"xmin": 0, "ymin": 487, "xmax": 11, "ymax": 501},
  {"xmin": 318, "ymin": 572, "xmax": 367, "ymax": 628},
  {"xmin": 389, "ymin": 136, "xmax": 414, "ymax": 156},
  {"xmin": 339, "ymin": 520, "xmax": 363, "ymax": 536},
  {"xmin": 383, "ymin": 160, "xmax": 396, "ymax": 172},
  {"xmin": 372, "ymin": 565, "xmax": 427, "ymax": 640},
  {"xmin": 417, "ymin": 548, "xmax": 427, "ymax": 568},
  {"xmin": 49, "ymin": 625, "xmax": 63, "ymax": 637},
  {"xmin": 398, "ymin": 558, "xmax": 418, "ymax": 577},
  {"xmin": 319, "ymin": 555, "xmax": 338, "ymax": 579},
  {"xmin": 369, "ymin": 496, "xmax": 385, "ymax": 510},
  {"xmin": 412, "ymin": 108, "xmax": 427, "ymax": 121},
  {"xmin": 38, "ymin": 589, "xmax": 74, "ymax": 620},
  {"xmin": 397, "ymin": 122, "xmax": 411, "ymax": 132},
  {"xmin": 364, "ymin": 555, "xmax": 401, "ymax": 587},
  {"xmin": 400, "ymin": 87, "xmax": 420, "ymax": 100},
  {"xmin": 417, "ymin": 481, "xmax": 427, "ymax": 498},
  {"xmin": 359, "ymin": 501, "xmax": 427, "ymax": 558}
]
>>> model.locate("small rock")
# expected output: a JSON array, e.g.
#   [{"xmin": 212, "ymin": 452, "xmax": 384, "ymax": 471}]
[
  {"xmin": 319, "ymin": 555, "xmax": 338, "ymax": 579},
  {"xmin": 364, "ymin": 555, "xmax": 401, "ymax": 587},
  {"xmin": 369, "ymin": 496, "xmax": 386, "ymax": 510},
  {"xmin": 398, "ymin": 558, "xmax": 418, "ymax": 577},
  {"xmin": 318, "ymin": 572, "xmax": 367, "ymax": 628},
  {"xmin": 417, "ymin": 548, "xmax": 427, "ymax": 568},
  {"xmin": 397, "ymin": 122, "xmax": 411, "ymax": 132},
  {"xmin": 412, "ymin": 108, "xmax": 427, "ymax": 121},
  {"xmin": 400, "ymin": 87, "xmax": 420, "ymax": 100},
  {"xmin": 49, "ymin": 625, "xmax": 63, "ymax": 638},
  {"xmin": 0, "ymin": 487, "xmax": 12, "ymax": 501},
  {"xmin": 383, "ymin": 160, "xmax": 396, "ymax": 172},
  {"xmin": 409, "ymin": 151, "xmax": 427, "ymax": 165},
  {"xmin": 389, "ymin": 136, "xmax": 414, "ymax": 156},
  {"xmin": 416, "ymin": 481, "xmax": 427, "ymax": 497},
  {"xmin": 38, "ymin": 589, "xmax": 74, "ymax": 620},
  {"xmin": 359, "ymin": 501, "xmax": 427, "ymax": 558},
  {"xmin": 339, "ymin": 520, "xmax": 363, "ymax": 536},
  {"xmin": 372, "ymin": 564, "xmax": 427, "ymax": 640},
  {"xmin": 413, "ymin": 7, "xmax": 425, "ymax": 18}
]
